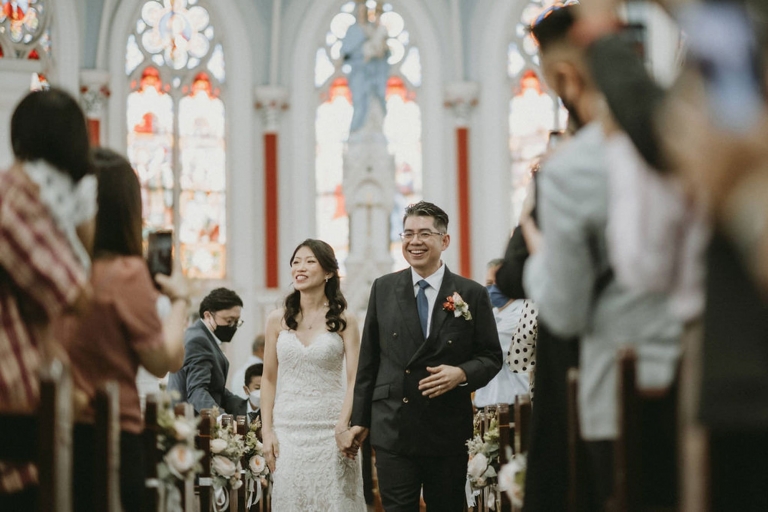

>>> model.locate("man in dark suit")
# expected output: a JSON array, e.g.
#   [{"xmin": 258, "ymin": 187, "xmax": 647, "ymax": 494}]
[
  {"xmin": 168, "ymin": 288, "xmax": 247, "ymax": 416},
  {"xmin": 349, "ymin": 201, "xmax": 503, "ymax": 512}
]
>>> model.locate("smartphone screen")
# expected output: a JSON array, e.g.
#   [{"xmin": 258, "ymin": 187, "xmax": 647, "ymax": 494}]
[{"xmin": 147, "ymin": 230, "xmax": 173, "ymax": 279}]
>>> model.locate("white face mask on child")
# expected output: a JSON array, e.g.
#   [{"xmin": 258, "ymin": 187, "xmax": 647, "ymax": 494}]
[{"xmin": 249, "ymin": 390, "xmax": 261, "ymax": 409}]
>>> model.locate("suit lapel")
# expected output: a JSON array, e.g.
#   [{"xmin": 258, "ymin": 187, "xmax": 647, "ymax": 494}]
[
  {"xmin": 429, "ymin": 268, "xmax": 456, "ymax": 340},
  {"xmin": 395, "ymin": 269, "xmax": 424, "ymax": 343},
  {"xmin": 406, "ymin": 266, "xmax": 457, "ymax": 367},
  {"xmin": 198, "ymin": 320, "xmax": 229, "ymax": 375}
]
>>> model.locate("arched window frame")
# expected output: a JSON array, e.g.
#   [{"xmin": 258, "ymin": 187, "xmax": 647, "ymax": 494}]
[
  {"xmin": 124, "ymin": 0, "xmax": 229, "ymax": 280},
  {"xmin": 507, "ymin": 0, "xmax": 567, "ymax": 225}
]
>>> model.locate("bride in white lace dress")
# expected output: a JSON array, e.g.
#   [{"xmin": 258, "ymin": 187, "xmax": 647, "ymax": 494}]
[{"xmin": 261, "ymin": 239, "xmax": 366, "ymax": 511}]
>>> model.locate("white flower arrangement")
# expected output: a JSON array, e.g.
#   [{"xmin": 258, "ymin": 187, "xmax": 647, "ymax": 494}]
[
  {"xmin": 466, "ymin": 415, "xmax": 500, "ymax": 491},
  {"xmin": 209, "ymin": 411, "xmax": 246, "ymax": 492},
  {"xmin": 242, "ymin": 419, "xmax": 270, "ymax": 508},
  {"xmin": 156, "ymin": 393, "xmax": 204, "ymax": 483},
  {"xmin": 443, "ymin": 291, "xmax": 473, "ymax": 321},
  {"xmin": 498, "ymin": 450, "xmax": 527, "ymax": 508},
  {"xmin": 243, "ymin": 419, "xmax": 270, "ymax": 483},
  {"xmin": 154, "ymin": 391, "xmax": 205, "ymax": 512}
]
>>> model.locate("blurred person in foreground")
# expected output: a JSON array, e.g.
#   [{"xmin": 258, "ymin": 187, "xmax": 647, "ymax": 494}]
[
  {"xmin": 59, "ymin": 148, "xmax": 190, "ymax": 512},
  {"xmin": 573, "ymin": 0, "xmax": 768, "ymax": 508},
  {"xmin": 0, "ymin": 88, "xmax": 95, "ymax": 509},
  {"xmin": 473, "ymin": 259, "xmax": 530, "ymax": 408},
  {"xmin": 521, "ymin": 4, "xmax": 681, "ymax": 509},
  {"xmin": 168, "ymin": 288, "xmax": 248, "ymax": 416}
]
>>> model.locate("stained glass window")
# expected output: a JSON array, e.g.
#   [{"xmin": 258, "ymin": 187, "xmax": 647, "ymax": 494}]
[
  {"xmin": 126, "ymin": 0, "xmax": 227, "ymax": 279},
  {"xmin": 508, "ymin": 0, "xmax": 568, "ymax": 225},
  {"xmin": 0, "ymin": 0, "xmax": 52, "ymax": 61},
  {"xmin": 315, "ymin": 2, "xmax": 422, "ymax": 274}
]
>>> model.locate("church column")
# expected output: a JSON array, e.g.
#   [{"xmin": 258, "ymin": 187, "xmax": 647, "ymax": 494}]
[
  {"xmin": 255, "ymin": 85, "xmax": 289, "ymax": 289},
  {"xmin": 444, "ymin": 82, "xmax": 479, "ymax": 278},
  {"xmin": 79, "ymin": 70, "xmax": 111, "ymax": 147}
]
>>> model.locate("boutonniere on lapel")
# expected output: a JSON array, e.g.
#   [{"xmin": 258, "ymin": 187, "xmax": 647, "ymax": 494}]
[{"xmin": 442, "ymin": 292, "xmax": 472, "ymax": 321}]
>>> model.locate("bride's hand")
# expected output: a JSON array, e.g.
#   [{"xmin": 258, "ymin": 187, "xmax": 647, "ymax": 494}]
[
  {"xmin": 262, "ymin": 430, "xmax": 280, "ymax": 472},
  {"xmin": 335, "ymin": 430, "xmax": 358, "ymax": 459}
]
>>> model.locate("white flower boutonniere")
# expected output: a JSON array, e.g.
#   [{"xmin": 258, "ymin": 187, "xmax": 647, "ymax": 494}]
[{"xmin": 442, "ymin": 292, "xmax": 472, "ymax": 321}]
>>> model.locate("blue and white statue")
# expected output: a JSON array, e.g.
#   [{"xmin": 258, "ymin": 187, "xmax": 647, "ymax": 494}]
[{"xmin": 341, "ymin": 2, "xmax": 390, "ymax": 132}]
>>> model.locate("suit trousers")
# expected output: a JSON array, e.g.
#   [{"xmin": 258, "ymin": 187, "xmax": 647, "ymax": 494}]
[{"xmin": 374, "ymin": 448, "xmax": 467, "ymax": 512}]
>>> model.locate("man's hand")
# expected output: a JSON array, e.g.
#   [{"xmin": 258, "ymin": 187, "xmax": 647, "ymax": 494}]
[
  {"xmin": 336, "ymin": 426, "xmax": 369, "ymax": 460},
  {"xmin": 418, "ymin": 365, "xmax": 467, "ymax": 398},
  {"xmin": 336, "ymin": 429, "xmax": 359, "ymax": 460}
]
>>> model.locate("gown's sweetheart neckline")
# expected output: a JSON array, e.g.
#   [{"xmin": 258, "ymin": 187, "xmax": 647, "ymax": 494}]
[{"xmin": 279, "ymin": 329, "xmax": 340, "ymax": 349}]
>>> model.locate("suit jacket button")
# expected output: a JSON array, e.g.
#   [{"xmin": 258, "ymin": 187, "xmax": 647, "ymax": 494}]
[
  {"xmin": 448, "ymin": 340, "xmax": 453, "ymax": 344},
  {"xmin": 402, "ymin": 397, "xmax": 409, "ymax": 403},
  {"xmin": 405, "ymin": 369, "xmax": 411, "ymax": 374},
  {"xmin": 393, "ymin": 332, "xmax": 398, "ymax": 337}
]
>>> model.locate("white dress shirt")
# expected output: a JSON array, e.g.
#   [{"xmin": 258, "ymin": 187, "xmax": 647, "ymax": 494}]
[{"xmin": 411, "ymin": 263, "xmax": 446, "ymax": 337}]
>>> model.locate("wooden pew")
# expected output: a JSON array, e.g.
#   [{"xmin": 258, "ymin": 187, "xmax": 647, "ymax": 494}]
[
  {"xmin": 174, "ymin": 403, "xmax": 198, "ymax": 510},
  {"xmin": 143, "ymin": 395, "xmax": 161, "ymax": 512},
  {"xmin": 197, "ymin": 409, "xmax": 214, "ymax": 512},
  {"xmin": 93, "ymin": 381, "xmax": 121, "ymax": 512},
  {"xmin": 219, "ymin": 414, "xmax": 241, "ymax": 511},
  {"xmin": 513, "ymin": 395, "xmax": 532, "ymax": 455},
  {"xmin": 611, "ymin": 347, "xmax": 678, "ymax": 512},
  {"xmin": 236, "ymin": 416, "xmax": 248, "ymax": 512},
  {"xmin": 0, "ymin": 359, "xmax": 72, "ymax": 512},
  {"xmin": 566, "ymin": 368, "xmax": 591, "ymax": 512},
  {"xmin": 496, "ymin": 403, "xmax": 512, "ymax": 512}
]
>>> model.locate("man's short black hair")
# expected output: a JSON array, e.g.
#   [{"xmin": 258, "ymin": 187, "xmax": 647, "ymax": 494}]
[
  {"xmin": 245, "ymin": 364, "xmax": 264, "ymax": 387},
  {"xmin": 531, "ymin": 4, "xmax": 578, "ymax": 52},
  {"xmin": 403, "ymin": 201, "xmax": 449, "ymax": 233},
  {"xmin": 198, "ymin": 287, "xmax": 243, "ymax": 318}
]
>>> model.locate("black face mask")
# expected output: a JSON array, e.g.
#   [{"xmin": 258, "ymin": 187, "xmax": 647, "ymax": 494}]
[{"xmin": 213, "ymin": 323, "xmax": 238, "ymax": 342}]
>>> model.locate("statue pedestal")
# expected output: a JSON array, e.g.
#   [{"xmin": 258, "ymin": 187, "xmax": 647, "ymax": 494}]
[{"xmin": 342, "ymin": 101, "xmax": 395, "ymax": 317}]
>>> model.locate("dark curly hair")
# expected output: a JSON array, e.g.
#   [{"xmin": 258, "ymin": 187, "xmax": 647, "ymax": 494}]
[
  {"xmin": 198, "ymin": 288, "xmax": 244, "ymax": 319},
  {"xmin": 283, "ymin": 239, "xmax": 347, "ymax": 333}
]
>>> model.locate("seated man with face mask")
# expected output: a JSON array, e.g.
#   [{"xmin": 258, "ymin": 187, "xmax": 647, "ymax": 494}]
[
  {"xmin": 474, "ymin": 259, "xmax": 531, "ymax": 408},
  {"xmin": 168, "ymin": 288, "xmax": 248, "ymax": 416}
]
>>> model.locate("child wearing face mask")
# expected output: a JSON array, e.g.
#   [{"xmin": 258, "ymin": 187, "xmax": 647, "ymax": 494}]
[{"xmin": 244, "ymin": 363, "xmax": 263, "ymax": 429}]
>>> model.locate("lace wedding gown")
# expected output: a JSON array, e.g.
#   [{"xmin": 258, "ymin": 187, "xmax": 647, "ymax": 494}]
[{"xmin": 271, "ymin": 330, "xmax": 366, "ymax": 511}]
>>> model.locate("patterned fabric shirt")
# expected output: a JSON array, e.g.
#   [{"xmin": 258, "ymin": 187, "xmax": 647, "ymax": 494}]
[{"xmin": 0, "ymin": 166, "xmax": 87, "ymax": 493}]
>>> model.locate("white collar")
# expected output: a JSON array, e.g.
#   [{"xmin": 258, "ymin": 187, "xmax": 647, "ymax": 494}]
[
  {"xmin": 22, "ymin": 160, "xmax": 97, "ymax": 271},
  {"xmin": 411, "ymin": 262, "xmax": 446, "ymax": 290},
  {"xmin": 202, "ymin": 319, "xmax": 223, "ymax": 346}
]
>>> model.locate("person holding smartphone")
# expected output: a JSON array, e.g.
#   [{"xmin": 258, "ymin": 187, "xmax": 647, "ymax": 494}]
[{"xmin": 58, "ymin": 148, "xmax": 190, "ymax": 512}]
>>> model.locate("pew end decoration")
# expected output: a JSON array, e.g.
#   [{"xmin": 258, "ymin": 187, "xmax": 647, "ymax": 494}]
[
  {"xmin": 466, "ymin": 409, "xmax": 501, "ymax": 506},
  {"xmin": 242, "ymin": 417, "xmax": 270, "ymax": 508},
  {"xmin": 498, "ymin": 446, "xmax": 526, "ymax": 508},
  {"xmin": 155, "ymin": 392, "xmax": 204, "ymax": 511},
  {"xmin": 209, "ymin": 408, "xmax": 246, "ymax": 510}
]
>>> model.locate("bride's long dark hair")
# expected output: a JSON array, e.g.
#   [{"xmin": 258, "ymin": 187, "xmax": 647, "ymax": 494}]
[{"xmin": 283, "ymin": 239, "xmax": 347, "ymax": 333}]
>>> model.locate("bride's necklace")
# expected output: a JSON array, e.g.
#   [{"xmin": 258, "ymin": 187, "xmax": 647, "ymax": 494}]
[{"xmin": 303, "ymin": 303, "xmax": 329, "ymax": 330}]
